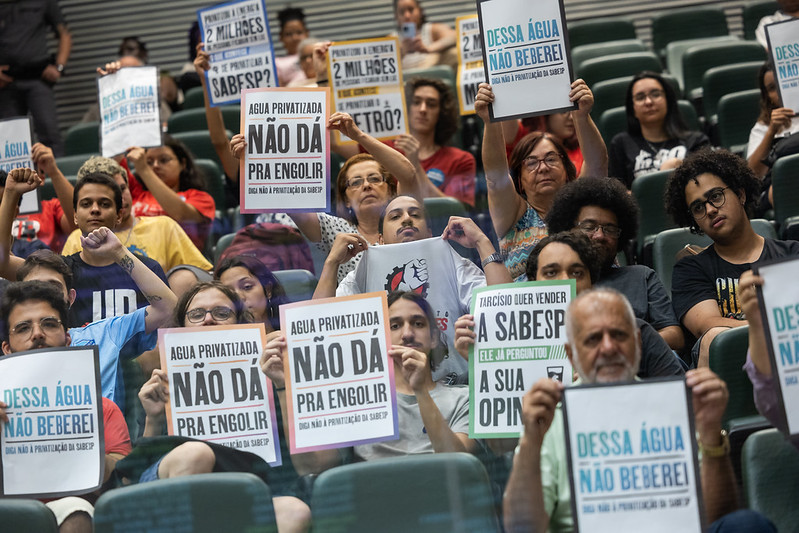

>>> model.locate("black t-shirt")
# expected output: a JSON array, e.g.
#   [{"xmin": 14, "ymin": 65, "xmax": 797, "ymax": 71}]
[
  {"xmin": 597, "ymin": 265, "xmax": 679, "ymax": 331},
  {"xmin": 608, "ymin": 131, "xmax": 710, "ymax": 189},
  {"xmin": 0, "ymin": 0, "xmax": 64, "ymax": 73},
  {"xmin": 64, "ymin": 252, "xmax": 168, "ymax": 329},
  {"xmin": 672, "ymin": 238, "xmax": 799, "ymax": 321},
  {"xmin": 637, "ymin": 318, "xmax": 685, "ymax": 378}
]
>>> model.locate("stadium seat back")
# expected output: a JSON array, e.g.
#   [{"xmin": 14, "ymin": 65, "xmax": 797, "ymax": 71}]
[
  {"xmin": 0, "ymin": 499, "xmax": 58, "ymax": 533},
  {"xmin": 743, "ymin": 0, "xmax": 779, "ymax": 40},
  {"xmin": 771, "ymin": 154, "xmax": 799, "ymax": 228},
  {"xmin": 567, "ymin": 16, "xmax": 636, "ymax": 49},
  {"xmin": 65, "ymin": 122, "xmax": 100, "ymax": 156},
  {"xmin": 273, "ymin": 269, "xmax": 318, "ymax": 303},
  {"xmin": 571, "ymin": 39, "xmax": 647, "ymax": 73},
  {"xmin": 716, "ymin": 89, "xmax": 761, "ymax": 152},
  {"xmin": 652, "ymin": 228, "xmax": 712, "ymax": 294},
  {"xmin": 708, "ymin": 326, "xmax": 758, "ymax": 426},
  {"xmin": 681, "ymin": 41, "xmax": 766, "ymax": 99},
  {"xmin": 577, "ymin": 51, "xmax": 661, "ymax": 88},
  {"xmin": 652, "ymin": 7, "xmax": 729, "ymax": 57},
  {"xmin": 702, "ymin": 61, "xmax": 763, "ymax": 120}
]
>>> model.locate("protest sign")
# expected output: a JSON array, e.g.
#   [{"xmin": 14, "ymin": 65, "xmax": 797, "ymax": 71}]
[
  {"xmin": 765, "ymin": 17, "xmax": 799, "ymax": 112},
  {"xmin": 754, "ymin": 255, "xmax": 799, "ymax": 438},
  {"xmin": 98, "ymin": 66, "xmax": 161, "ymax": 157},
  {"xmin": 347, "ymin": 237, "xmax": 481, "ymax": 383},
  {"xmin": 563, "ymin": 378, "xmax": 704, "ymax": 532},
  {"xmin": 327, "ymin": 37, "xmax": 408, "ymax": 143},
  {"xmin": 159, "ymin": 323, "xmax": 281, "ymax": 466},
  {"xmin": 0, "ymin": 117, "xmax": 40, "ymax": 214},
  {"xmin": 469, "ymin": 280, "xmax": 574, "ymax": 438},
  {"xmin": 280, "ymin": 292, "xmax": 398, "ymax": 454},
  {"xmin": 477, "ymin": 0, "xmax": 575, "ymax": 121},
  {"xmin": 456, "ymin": 14, "xmax": 486, "ymax": 115},
  {"xmin": 198, "ymin": 0, "xmax": 278, "ymax": 106},
  {"xmin": 0, "ymin": 347, "xmax": 103, "ymax": 497},
  {"xmin": 240, "ymin": 87, "xmax": 330, "ymax": 213}
]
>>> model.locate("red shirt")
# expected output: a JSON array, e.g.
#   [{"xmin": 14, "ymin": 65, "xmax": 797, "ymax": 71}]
[{"xmin": 13, "ymin": 198, "xmax": 66, "ymax": 252}]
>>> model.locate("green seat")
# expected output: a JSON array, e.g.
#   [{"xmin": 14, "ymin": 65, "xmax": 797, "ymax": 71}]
[
  {"xmin": 40, "ymin": 175, "xmax": 77, "ymax": 201},
  {"xmin": 567, "ymin": 16, "xmax": 636, "ymax": 49},
  {"xmin": 183, "ymin": 86, "xmax": 206, "ymax": 109},
  {"xmin": 94, "ymin": 473, "xmax": 277, "ymax": 533},
  {"xmin": 750, "ymin": 218, "xmax": 777, "ymax": 240},
  {"xmin": 631, "ymin": 169, "xmax": 678, "ymax": 260},
  {"xmin": 168, "ymin": 106, "xmax": 242, "ymax": 134},
  {"xmin": 311, "ymin": 453, "xmax": 500, "ymax": 533},
  {"xmin": 423, "ymin": 196, "xmax": 467, "ymax": 236},
  {"xmin": 716, "ymin": 89, "xmax": 761, "ymax": 153},
  {"xmin": 571, "ymin": 40, "xmax": 647, "ymax": 74},
  {"xmin": 702, "ymin": 61, "xmax": 763, "ymax": 122},
  {"xmin": 273, "ymin": 269, "xmax": 318, "ymax": 303},
  {"xmin": 771, "ymin": 153, "xmax": 799, "ymax": 229},
  {"xmin": 213, "ymin": 232, "xmax": 236, "ymax": 266},
  {"xmin": 681, "ymin": 41, "xmax": 766, "ymax": 100},
  {"xmin": 577, "ymin": 51, "xmax": 661, "ymax": 88},
  {"xmin": 743, "ymin": 0, "xmax": 779, "ymax": 40},
  {"xmin": 403, "ymin": 65, "xmax": 455, "ymax": 88},
  {"xmin": 708, "ymin": 326, "xmax": 758, "ymax": 427},
  {"xmin": 651, "ymin": 7, "xmax": 729, "ymax": 59},
  {"xmin": 65, "ymin": 122, "xmax": 100, "ymax": 156},
  {"xmin": 742, "ymin": 428, "xmax": 799, "ymax": 532},
  {"xmin": 194, "ymin": 158, "xmax": 225, "ymax": 211},
  {"xmin": 599, "ymin": 100, "xmax": 698, "ymax": 149},
  {"xmin": 590, "ymin": 74, "xmax": 681, "ymax": 125},
  {"xmin": 664, "ymin": 36, "xmax": 739, "ymax": 92},
  {"xmin": 171, "ymin": 130, "xmax": 231, "ymax": 174},
  {"xmin": 0, "ymin": 499, "xmax": 58, "ymax": 532},
  {"xmin": 652, "ymin": 227, "xmax": 713, "ymax": 294},
  {"xmin": 56, "ymin": 153, "xmax": 98, "ymax": 176}
]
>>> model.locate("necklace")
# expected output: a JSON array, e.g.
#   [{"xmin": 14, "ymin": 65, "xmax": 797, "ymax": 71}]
[{"xmin": 120, "ymin": 218, "xmax": 137, "ymax": 246}]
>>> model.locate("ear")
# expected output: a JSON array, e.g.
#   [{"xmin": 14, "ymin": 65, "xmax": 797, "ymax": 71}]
[
  {"xmin": 114, "ymin": 210, "xmax": 123, "ymax": 228},
  {"xmin": 2, "ymin": 341, "xmax": 11, "ymax": 355},
  {"xmin": 264, "ymin": 283, "xmax": 273, "ymax": 300},
  {"xmin": 73, "ymin": 211, "xmax": 79, "ymax": 227},
  {"xmin": 64, "ymin": 331, "xmax": 71, "ymax": 346},
  {"xmin": 736, "ymin": 188, "xmax": 746, "ymax": 205},
  {"xmin": 378, "ymin": 233, "xmax": 385, "ymax": 245},
  {"xmin": 68, "ymin": 289, "xmax": 77, "ymax": 307},
  {"xmin": 565, "ymin": 342, "xmax": 574, "ymax": 366}
]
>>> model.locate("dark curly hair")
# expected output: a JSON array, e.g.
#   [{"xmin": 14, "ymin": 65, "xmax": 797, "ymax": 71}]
[
  {"xmin": 277, "ymin": 7, "xmax": 306, "ymax": 33},
  {"xmin": 525, "ymin": 231, "xmax": 602, "ymax": 284},
  {"xmin": 215, "ymin": 255, "xmax": 288, "ymax": 332},
  {"xmin": 508, "ymin": 132, "xmax": 577, "ymax": 198},
  {"xmin": 335, "ymin": 154, "xmax": 398, "ymax": 225},
  {"xmin": 545, "ymin": 177, "xmax": 639, "ymax": 254},
  {"xmin": 406, "ymin": 77, "xmax": 458, "ymax": 146},
  {"xmin": 625, "ymin": 71, "xmax": 689, "ymax": 140},
  {"xmin": 664, "ymin": 147, "xmax": 759, "ymax": 234},
  {"xmin": 1, "ymin": 281, "xmax": 69, "ymax": 343}
]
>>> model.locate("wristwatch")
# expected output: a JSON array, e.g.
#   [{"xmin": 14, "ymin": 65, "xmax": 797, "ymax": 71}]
[
  {"xmin": 55, "ymin": 63, "xmax": 65, "ymax": 74},
  {"xmin": 698, "ymin": 429, "xmax": 730, "ymax": 458},
  {"xmin": 481, "ymin": 252, "xmax": 504, "ymax": 268}
]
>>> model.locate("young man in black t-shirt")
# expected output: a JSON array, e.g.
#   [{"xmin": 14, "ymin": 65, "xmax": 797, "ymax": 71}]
[{"xmin": 665, "ymin": 148, "xmax": 799, "ymax": 367}]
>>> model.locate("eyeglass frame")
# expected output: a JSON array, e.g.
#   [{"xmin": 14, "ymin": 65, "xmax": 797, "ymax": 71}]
[
  {"xmin": 575, "ymin": 220, "xmax": 623, "ymax": 239},
  {"xmin": 688, "ymin": 187, "xmax": 731, "ymax": 220},
  {"xmin": 10, "ymin": 316, "xmax": 64, "ymax": 338},
  {"xmin": 522, "ymin": 152, "xmax": 563, "ymax": 173},
  {"xmin": 346, "ymin": 174, "xmax": 386, "ymax": 189},
  {"xmin": 185, "ymin": 306, "xmax": 236, "ymax": 323},
  {"xmin": 632, "ymin": 89, "xmax": 665, "ymax": 104}
]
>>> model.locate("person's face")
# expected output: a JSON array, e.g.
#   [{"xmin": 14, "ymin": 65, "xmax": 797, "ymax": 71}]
[
  {"xmin": 684, "ymin": 173, "xmax": 746, "ymax": 242},
  {"xmin": 566, "ymin": 294, "xmax": 640, "ymax": 384},
  {"xmin": 547, "ymin": 112, "xmax": 575, "ymax": 141},
  {"xmin": 343, "ymin": 160, "xmax": 391, "ymax": 217},
  {"xmin": 520, "ymin": 138, "xmax": 568, "ymax": 200},
  {"xmin": 763, "ymin": 71, "xmax": 782, "ymax": 108},
  {"xmin": 2, "ymin": 300, "xmax": 69, "ymax": 354},
  {"xmin": 145, "ymin": 146, "xmax": 183, "ymax": 190},
  {"xmin": 299, "ymin": 42, "xmax": 316, "ymax": 78},
  {"xmin": 74, "ymin": 183, "xmax": 121, "ymax": 233},
  {"xmin": 219, "ymin": 266, "xmax": 269, "ymax": 323},
  {"xmin": 280, "ymin": 20, "xmax": 308, "ymax": 55},
  {"xmin": 409, "ymin": 85, "xmax": 441, "ymax": 136},
  {"xmin": 631, "ymin": 77, "xmax": 667, "ymax": 127},
  {"xmin": 184, "ymin": 288, "xmax": 238, "ymax": 327},
  {"xmin": 574, "ymin": 206, "xmax": 620, "ymax": 267},
  {"xmin": 113, "ymin": 173, "xmax": 132, "ymax": 224},
  {"xmin": 380, "ymin": 196, "xmax": 431, "ymax": 244},
  {"xmin": 535, "ymin": 242, "xmax": 592, "ymax": 294},
  {"xmin": 396, "ymin": 0, "xmax": 422, "ymax": 25},
  {"xmin": 389, "ymin": 297, "xmax": 436, "ymax": 355}
]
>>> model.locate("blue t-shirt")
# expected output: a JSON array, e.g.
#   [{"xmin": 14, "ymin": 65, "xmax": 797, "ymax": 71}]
[{"xmin": 69, "ymin": 307, "xmax": 156, "ymax": 411}]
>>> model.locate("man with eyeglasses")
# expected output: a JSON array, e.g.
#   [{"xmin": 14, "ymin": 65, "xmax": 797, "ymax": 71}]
[
  {"xmin": 546, "ymin": 178, "xmax": 684, "ymax": 351},
  {"xmin": 665, "ymin": 148, "xmax": 799, "ymax": 367}
]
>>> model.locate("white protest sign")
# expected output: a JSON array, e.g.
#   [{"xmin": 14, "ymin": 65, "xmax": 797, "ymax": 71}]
[
  {"xmin": 98, "ymin": 66, "xmax": 161, "ymax": 157},
  {"xmin": 456, "ymin": 15, "xmax": 486, "ymax": 115},
  {"xmin": 0, "ymin": 347, "xmax": 103, "ymax": 497},
  {"xmin": 0, "ymin": 117, "xmax": 40, "ymax": 214},
  {"xmin": 280, "ymin": 292, "xmax": 398, "ymax": 454},
  {"xmin": 198, "ymin": 0, "xmax": 278, "ymax": 106},
  {"xmin": 755, "ymin": 256, "xmax": 799, "ymax": 438},
  {"xmin": 159, "ymin": 324, "xmax": 281, "ymax": 466},
  {"xmin": 765, "ymin": 18, "xmax": 799, "ymax": 112},
  {"xmin": 240, "ymin": 87, "xmax": 330, "ymax": 213},
  {"xmin": 477, "ymin": 0, "xmax": 575, "ymax": 121},
  {"xmin": 327, "ymin": 37, "xmax": 408, "ymax": 143},
  {"xmin": 563, "ymin": 379, "xmax": 704, "ymax": 533},
  {"xmin": 469, "ymin": 280, "xmax": 574, "ymax": 438}
]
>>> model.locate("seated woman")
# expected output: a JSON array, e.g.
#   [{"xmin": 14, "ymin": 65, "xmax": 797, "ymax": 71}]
[
  {"xmin": 474, "ymin": 80, "xmax": 607, "ymax": 281},
  {"xmin": 608, "ymin": 71, "xmax": 709, "ymax": 189},
  {"xmin": 393, "ymin": 0, "xmax": 456, "ymax": 70},
  {"xmin": 126, "ymin": 136, "xmax": 215, "ymax": 250},
  {"xmin": 119, "ymin": 281, "xmax": 311, "ymax": 533},
  {"xmin": 747, "ymin": 61, "xmax": 799, "ymax": 210}
]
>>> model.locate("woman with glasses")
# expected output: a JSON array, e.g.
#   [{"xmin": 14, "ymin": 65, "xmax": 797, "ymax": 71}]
[
  {"xmin": 231, "ymin": 112, "xmax": 416, "ymax": 283},
  {"xmin": 609, "ymin": 71, "xmax": 709, "ymax": 189},
  {"xmin": 474, "ymin": 80, "xmax": 608, "ymax": 281}
]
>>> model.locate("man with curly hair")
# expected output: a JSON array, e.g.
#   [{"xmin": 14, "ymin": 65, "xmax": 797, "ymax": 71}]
[
  {"xmin": 546, "ymin": 177, "xmax": 684, "ymax": 350},
  {"xmin": 664, "ymin": 148, "xmax": 799, "ymax": 367}
]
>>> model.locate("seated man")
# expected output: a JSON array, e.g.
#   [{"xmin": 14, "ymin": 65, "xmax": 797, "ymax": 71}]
[
  {"xmin": 314, "ymin": 195, "xmax": 511, "ymax": 383},
  {"xmin": 664, "ymin": 148, "xmax": 799, "ymax": 367},
  {"xmin": 503, "ymin": 287, "xmax": 774, "ymax": 533},
  {"xmin": 0, "ymin": 281, "xmax": 132, "ymax": 533},
  {"xmin": 546, "ymin": 177, "xmax": 684, "ymax": 350},
  {"xmin": 262, "ymin": 290, "xmax": 477, "ymax": 475}
]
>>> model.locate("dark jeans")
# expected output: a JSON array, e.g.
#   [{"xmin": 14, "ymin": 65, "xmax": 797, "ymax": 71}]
[{"xmin": 0, "ymin": 78, "xmax": 64, "ymax": 156}]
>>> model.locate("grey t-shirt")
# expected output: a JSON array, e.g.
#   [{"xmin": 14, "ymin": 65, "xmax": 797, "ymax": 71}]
[{"xmin": 354, "ymin": 383, "xmax": 469, "ymax": 461}]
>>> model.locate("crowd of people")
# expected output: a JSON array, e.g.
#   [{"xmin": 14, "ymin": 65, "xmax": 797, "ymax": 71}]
[{"xmin": 0, "ymin": 0, "xmax": 797, "ymax": 531}]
